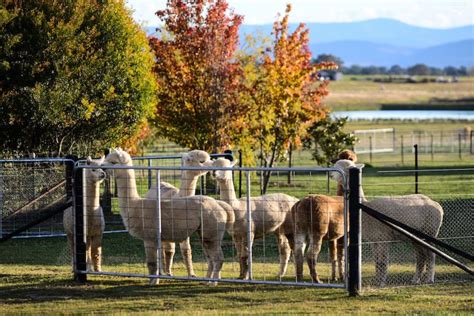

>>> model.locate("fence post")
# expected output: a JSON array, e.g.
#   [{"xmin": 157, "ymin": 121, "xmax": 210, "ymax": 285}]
[
  {"xmin": 470, "ymin": 130, "xmax": 473, "ymax": 154},
  {"xmin": 414, "ymin": 144, "xmax": 419, "ymax": 194},
  {"xmin": 147, "ymin": 158, "xmax": 152, "ymax": 189},
  {"xmin": 238, "ymin": 150, "xmax": 243, "ymax": 198},
  {"xmin": 458, "ymin": 133, "xmax": 462, "ymax": 160},
  {"xmin": 401, "ymin": 135, "xmax": 404, "ymax": 164},
  {"xmin": 287, "ymin": 143, "xmax": 293, "ymax": 185},
  {"xmin": 74, "ymin": 167, "xmax": 87, "ymax": 283},
  {"xmin": 369, "ymin": 136, "xmax": 373, "ymax": 164},
  {"xmin": 246, "ymin": 171, "xmax": 253, "ymax": 280},
  {"xmin": 348, "ymin": 167, "xmax": 361, "ymax": 296},
  {"xmin": 430, "ymin": 134, "xmax": 434, "ymax": 161}
]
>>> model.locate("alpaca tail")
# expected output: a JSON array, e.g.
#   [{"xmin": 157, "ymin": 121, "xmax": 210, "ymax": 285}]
[{"xmin": 217, "ymin": 201, "xmax": 235, "ymax": 235}]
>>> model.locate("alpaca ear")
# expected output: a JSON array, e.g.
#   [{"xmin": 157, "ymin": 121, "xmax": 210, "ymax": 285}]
[
  {"xmin": 98, "ymin": 156, "xmax": 105, "ymax": 165},
  {"xmin": 356, "ymin": 163, "xmax": 365, "ymax": 169},
  {"xmin": 86, "ymin": 156, "xmax": 92, "ymax": 165},
  {"xmin": 230, "ymin": 160, "xmax": 239, "ymax": 167}
]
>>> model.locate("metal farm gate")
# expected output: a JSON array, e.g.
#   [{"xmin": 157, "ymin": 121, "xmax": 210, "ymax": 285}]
[{"xmin": 71, "ymin": 163, "xmax": 349, "ymax": 290}]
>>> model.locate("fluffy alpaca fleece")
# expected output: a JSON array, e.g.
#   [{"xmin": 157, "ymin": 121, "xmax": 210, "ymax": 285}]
[
  {"xmin": 213, "ymin": 158, "xmax": 298, "ymax": 279},
  {"xmin": 334, "ymin": 159, "xmax": 444, "ymax": 286},
  {"xmin": 291, "ymin": 195, "xmax": 345, "ymax": 283},
  {"xmin": 143, "ymin": 150, "xmax": 214, "ymax": 277},
  {"xmin": 63, "ymin": 156, "xmax": 106, "ymax": 272},
  {"xmin": 105, "ymin": 148, "xmax": 230, "ymax": 284}
]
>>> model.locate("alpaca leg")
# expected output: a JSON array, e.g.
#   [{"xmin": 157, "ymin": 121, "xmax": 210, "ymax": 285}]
[
  {"xmin": 144, "ymin": 239, "xmax": 159, "ymax": 285},
  {"xmin": 179, "ymin": 237, "xmax": 196, "ymax": 277},
  {"xmin": 239, "ymin": 233, "xmax": 253, "ymax": 280},
  {"xmin": 86, "ymin": 238, "xmax": 92, "ymax": 271},
  {"xmin": 329, "ymin": 239, "xmax": 338, "ymax": 282},
  {"xmin": 66, "ymin": 234, "xmax": 74, "ymax": 270},
  {"xmin": 336, "ymin": 237, "xmax": 345, "ymax": 281},
  {"xmin": 162, "ymin": 241, "xmax": 175, "ymax": 276},
  {"xmin": 294, "ymin": 233, "xmax": 307, "ymax": 282},
  {"xmin": 372, "ymin": 243, "xmax": 389, "ymax": 287},
  {"xmin": 306, "ymin": 235, "xmax": 323, "ymax": 283},
  {"xmin": 412, "ymin": 246, "xmax": 426, "ymax": 284},
  {"xmin": 276, "ymin": 233, "xmax": 291, "ymax": 278},
  {"xmin": 90, "ymin": 235, "xmax": 103, "ymax": 272},
  {"xmin": 423, "ymin": 251, "xmax": 436, "ymax": 284},
  {"xmin": 204, "ymin": 241, "xmax": 224, "ymax": 282}
]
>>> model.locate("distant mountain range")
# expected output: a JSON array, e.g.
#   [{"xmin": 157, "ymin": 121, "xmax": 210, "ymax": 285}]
[{"xmin": 147, "ymin": 18, "xmax": 474, "ymax": 67}]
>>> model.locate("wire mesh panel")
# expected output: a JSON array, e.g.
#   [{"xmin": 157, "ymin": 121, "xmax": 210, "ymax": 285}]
[
  {"xmin": 358, "ymin": 168, "xmax": 474, "ymax": 289},
  {"xmin": 0, "ymin": 159, "xmax": 73, "ymax": 240},
  {"xmin": 75, "ymin": 156, "xmax": 348, "ymax": 289}
]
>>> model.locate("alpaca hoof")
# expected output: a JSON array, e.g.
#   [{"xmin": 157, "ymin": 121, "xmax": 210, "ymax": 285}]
[
  {"xmin": 149, "ymin": 278, "xmax": 159, "ymax": 285},
  {"xmin": 188, "ymin": 274, "xmax": 197, "ymax": 278}
]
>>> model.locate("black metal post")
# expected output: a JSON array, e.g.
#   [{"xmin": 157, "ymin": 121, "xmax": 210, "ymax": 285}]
[
  {"xmin": 401, "ymin": 135, "xmax": 404, "ymax": 164},
  {"xmin": 470, "ymin": 130, "xmax": 473, "ymax": 154},
  {"xmin": 238, "ymin": 150, "xmax": 243, "ymax": 198},
  {"xmin": 369, "ymin": 136, "xmax": 373, "ymax": 163},
  {"xmin": 458, "ymin": 133, "xmax": 462, "ymax": 160},
  {"xmin": 147, "ymin": 158, "xmax": 152, "ymax": 189},
  {"xmin": 430, "ymin": 134, "xmax": 434, "ymax": 161},
  {"xmin": 74, "ymin": 168, "xmax": 87, "ymax": 282},
  {"xmin": 414, "ymin": 144, "xmax": 419, "ymax": 194},
  {"xmin": 287, "ymin": 143, "xmax": 293, "ymax": 185},
  {"xmin": 348, "ymin": 167, "xmax": 361, "ymax": 296}
]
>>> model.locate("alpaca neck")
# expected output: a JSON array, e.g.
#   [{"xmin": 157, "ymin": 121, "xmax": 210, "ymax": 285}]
[
  {"xmin": 85, "ymin": 179, "xmax": 101, "ymax": 214},
  {"xmin": 114, "ymin": 168, "xmax": 141, "ymax": 211},
  {"xmin": 337, "ymin": 181, "xmax": 367, "ymax": 202},
  {"xmin": 218, "ymin": 178, "xmax": 238, "ymax": 206},
  {"xmin": 178, "ymin": 171, "xmax": 199, "ymax": 197}
]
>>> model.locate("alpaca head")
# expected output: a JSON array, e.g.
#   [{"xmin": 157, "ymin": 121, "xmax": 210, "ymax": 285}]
[
  {"xmin": 85, "ymin": 156, "xmax": 106, "ymax": 184},
  {"xmin": 104, "ymin": 148, "xmax": 133, "ymax": 166},
  {"xmin": 212, "ymin": 158, "xmax": 237, "ymax": 182},
  {"xmin": 182, "ymin": 150, "xmax": 213, "ymax": 177},
  {"xmin": 338, "ymin": 149, "xmax": 358, "ymax": 163}
]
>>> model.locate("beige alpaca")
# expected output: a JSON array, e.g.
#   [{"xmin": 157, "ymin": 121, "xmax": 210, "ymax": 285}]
[
  {"xmin": 144, "ymin": 150, "xmax": 214, "ymax": 277},
  {"xmin": 104, "ymin": 148, "xmax": 230, "ymax": 284},
  {"xmin": 213, "ymin": 158, "xmax": 298, "ymax": 279},
  {"xmin": 292, "ymin": 195, "xmax": 345, "ymax": 283},
  {"xmin": 63, "ymin": 156, "xmax": 106, "ymax": 272},
  {"xmin": 334, "ymin": 159, "xmax": 444, "ymax": 286}
]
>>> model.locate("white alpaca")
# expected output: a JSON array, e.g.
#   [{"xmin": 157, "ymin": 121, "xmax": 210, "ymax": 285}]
[
  {"xmin": 63, "ymin": 156, "xmax": 106, "ymax": 272},
  {"xmin": 104, "ymin": 148, "xmax": 231, "ymax": 284},
  {"xmin": 213, "ymin": 157, "xmax": 298, "ymax": 279},
  {"xmin": 144, "ymin": 150, "xmax": 214, "ymax": 277},
  {"xmin": 334, "ymin": 159, "xmax": 444, "ymax": 286}
]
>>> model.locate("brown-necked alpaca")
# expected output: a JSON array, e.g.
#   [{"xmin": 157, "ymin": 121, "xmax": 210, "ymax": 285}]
[
  {"xmin": 292, "ymin": 195, "xmax": 345, "ymax": 283},
  {"xmin": 104, "ymin": 148, "xmax": 232, "ymax": 285},
  {"xmin": 63, "ymin": 156, "xmax": 106, "ymax": 271}
]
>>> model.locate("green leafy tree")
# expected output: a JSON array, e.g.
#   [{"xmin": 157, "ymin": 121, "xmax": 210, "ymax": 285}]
[
  {"xmin": 149, "ymin": 0, "xmax": 245, "ymax": 153},
  {"xmin": 0, "ymin": 0, "xmax": 156, "ymax": 157},
  {"xmin": 303, "ymin": 116, "xmax": 357, "ymax": 166}
]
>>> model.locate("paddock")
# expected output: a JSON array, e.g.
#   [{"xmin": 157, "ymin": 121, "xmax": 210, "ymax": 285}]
[{"xmin": 0, "ymin": 155, "xmax": 472, "ymax": 296}]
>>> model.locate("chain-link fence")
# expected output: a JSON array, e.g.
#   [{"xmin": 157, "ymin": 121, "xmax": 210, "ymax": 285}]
[
  {"xmin": 358, "ymin": 168, "xmax": 473, "ymax": 289},
  {"xmin": 0, "ymin": 159, "xmax": 73, "ymax": 240}
]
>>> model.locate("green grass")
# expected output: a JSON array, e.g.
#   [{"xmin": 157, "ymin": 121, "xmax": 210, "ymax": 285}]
[
  {"xmin": 0, "ymin": 262, "xmax": 472, "ymax": 314},
  {"xmin": 325, "ymin": 76, "xmax": 474, "ymax": 111}
]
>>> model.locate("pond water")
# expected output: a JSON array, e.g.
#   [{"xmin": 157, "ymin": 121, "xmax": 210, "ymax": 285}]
[{"xmin": 331, "ymin": 110, "xmax": 474, "ymax": 121}]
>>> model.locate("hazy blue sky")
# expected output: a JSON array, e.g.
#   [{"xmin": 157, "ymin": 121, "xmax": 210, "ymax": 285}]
[{"xmin": 126, "ymin": 0, "xmax": 473, "ymax": 28}]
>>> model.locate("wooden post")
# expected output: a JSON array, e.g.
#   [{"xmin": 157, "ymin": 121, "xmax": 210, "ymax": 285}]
[
  {"xmin": 414, "ymin": 144, "xmax": 419, "ymax": 194},
  {"xmin": 74, "ymin": 168, "xmax": 87, "ymax": 283}
]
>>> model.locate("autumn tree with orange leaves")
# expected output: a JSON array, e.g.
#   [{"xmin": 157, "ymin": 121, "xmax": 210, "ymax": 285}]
[
  {"xmin": 149, "ymin": 0, "xmax": 245, "ymax": 152},
  {"xmin": 243, "ymin": 4, "xmax": 337, "ymax": 193}
]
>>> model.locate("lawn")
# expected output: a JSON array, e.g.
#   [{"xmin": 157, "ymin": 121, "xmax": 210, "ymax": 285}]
[
  {"xmin": 325, "ymin": 76, "xmax": 474, "ymax": 111},
  {"xmin": 0, "ymin": 262, "xmax": 472, "ymax": 314}
]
